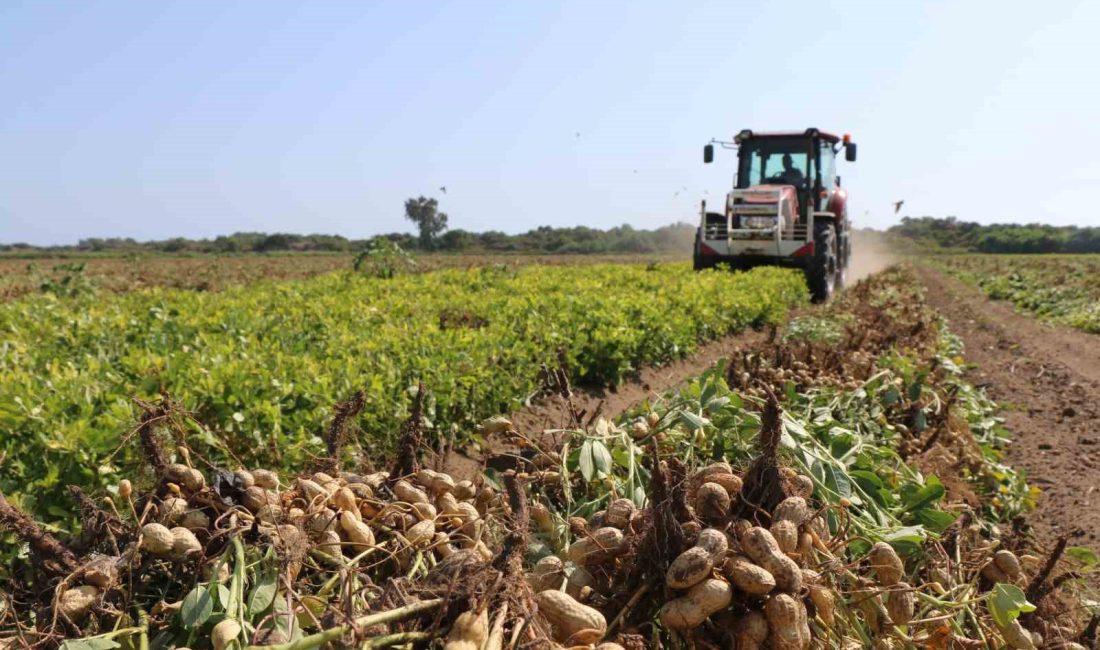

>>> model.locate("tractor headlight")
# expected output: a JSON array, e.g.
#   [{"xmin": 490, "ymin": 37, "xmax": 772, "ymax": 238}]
[{"xmin": 741, "ymin": 216, "xmax": 777, "ymax": 230}]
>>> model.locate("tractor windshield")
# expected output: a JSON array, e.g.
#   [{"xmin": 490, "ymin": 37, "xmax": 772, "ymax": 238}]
[{"xmin": 737, "ymin": 138, "xmax": 812, "ymax": 189}]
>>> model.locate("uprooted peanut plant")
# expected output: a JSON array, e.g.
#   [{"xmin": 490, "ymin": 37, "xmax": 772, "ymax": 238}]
[{"xmin": 1, "ymin": 268, "xmax": 1096, "ymax": 649}]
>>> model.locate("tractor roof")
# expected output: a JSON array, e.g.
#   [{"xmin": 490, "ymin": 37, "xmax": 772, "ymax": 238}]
[{"xmin": 735, "ymin": 129, "xmax": 842, "ymax": 144}]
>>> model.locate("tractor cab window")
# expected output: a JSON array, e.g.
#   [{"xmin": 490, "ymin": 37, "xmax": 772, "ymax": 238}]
[
  {"xmin": 818, "ymin": 141, "xmax": 837, "ymax": 191},
  {"xmin": 737, "ymin": 140, "xmax": 811, "ymax": 189}
]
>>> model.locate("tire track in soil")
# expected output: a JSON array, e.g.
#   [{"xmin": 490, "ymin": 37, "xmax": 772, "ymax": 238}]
[{"xmin": 916, "ymin": 266, "xmax": 1100, "ymax": 557}]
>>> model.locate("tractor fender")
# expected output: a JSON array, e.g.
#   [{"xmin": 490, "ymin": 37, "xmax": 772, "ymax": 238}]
[{"xmin": 826, "ymin": 189, "xmax": 848, "ymax": 226}]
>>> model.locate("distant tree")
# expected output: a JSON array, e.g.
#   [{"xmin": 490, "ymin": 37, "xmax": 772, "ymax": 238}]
[
  {"xmin": 212, "ymin": 236, "xmax": 240, "ymax": 253},
  {"xmin": 256, "ymin": 233, "xmax": 294, "ymax": 252},
  {"xmin": 160, "ymin": 237, "xmax": 190, "ymax": 253},
  {"xmin": 404, "ymin": 196, "xmax": 448, "ymax": 250},
  {"xmin": 886, "ymin": 217, "xmax": 1100, "ymax": 254},
  {"xmin": 478, "ymin": 230, "xmax": 514, "ymax": 251},
  {"xmin": 439, "ymin": 229, "xmax": 475, "ymax": 251},
  {"xmin": 381, "ymin": 232, "xmax": 419, "ymax": 250},
  {"xmin": 4, "ymin": 221, "xmax": 709, "ymax": 256}
]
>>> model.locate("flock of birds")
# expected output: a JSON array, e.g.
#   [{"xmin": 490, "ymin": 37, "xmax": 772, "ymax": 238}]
[
  {"xmin": 436, "ymin": 181, "xmax": 904, "ymax": 215},
  {"xmin": 434, "ymin": 131, "xmax": 907, "ymax": 214}
]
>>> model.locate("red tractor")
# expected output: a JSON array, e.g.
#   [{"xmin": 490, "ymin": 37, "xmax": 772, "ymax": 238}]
[{"xmin": 694, "ymin": 128, "xmax": 857, "ymax": 302}]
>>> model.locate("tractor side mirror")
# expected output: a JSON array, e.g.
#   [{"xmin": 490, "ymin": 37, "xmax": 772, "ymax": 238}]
[
  {"xmin": 845, "ymin": 142, "xmax": 857, "ymax": 162},
  {"xmin": 703, "ymin": 144, "xmax": 714, "ymax": 164}
]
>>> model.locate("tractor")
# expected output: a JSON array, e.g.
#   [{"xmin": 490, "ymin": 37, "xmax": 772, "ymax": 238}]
[{"xmin": 693, "ymin": 128, "xmax": 857, "ymax": 302}]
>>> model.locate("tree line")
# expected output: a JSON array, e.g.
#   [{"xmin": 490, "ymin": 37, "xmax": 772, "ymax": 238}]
[
  {"xmin": 2, "ymin": 226, "xmax": 695, "ymax": 255},
  {"xmin": 2, "ymin": 194, "xmax": 696, "ymax": 255},
  {"xmin": 888, "ymin": 217, "xmax": 1100, "ymax": 254}
]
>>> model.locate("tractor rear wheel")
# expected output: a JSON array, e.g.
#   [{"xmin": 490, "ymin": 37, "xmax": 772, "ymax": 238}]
[{"xmin": 806, "ymin": 222, "xmax": 838, "ymax": 302}]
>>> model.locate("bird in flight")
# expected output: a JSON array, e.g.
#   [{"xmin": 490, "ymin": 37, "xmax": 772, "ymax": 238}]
[
  {"xmin": 439, "ymin": 186, "xmax": 447, "ymax": 194},
  {"xmin": 893, "ymin": 200, "xmax": 904, "ymax": 214},
  {"xmin": 575, "ymin": 132, "xmax": 581, "ymax": 139}
]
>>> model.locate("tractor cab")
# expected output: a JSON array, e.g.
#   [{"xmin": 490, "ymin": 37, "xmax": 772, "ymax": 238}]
[{"xmin": 695, "ymin": 128, "xmax": 857, "ymax": 302}]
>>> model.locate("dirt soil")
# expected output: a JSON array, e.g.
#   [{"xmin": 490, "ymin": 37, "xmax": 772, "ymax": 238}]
[{"xmin": 917, "ymin": 266, "xmax": 1100, "ymax": 555}]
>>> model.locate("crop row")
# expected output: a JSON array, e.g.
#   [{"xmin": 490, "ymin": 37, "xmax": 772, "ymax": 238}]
[
  {"xmin": 0, "ymin": 263, "xmax": 806, "ymax": 523},
  {"xmin": 6, "ymin": 267, "xmax": 1087, "ymax": 648},
  {"xmin": 0, "ymin": 252, "xmax": 683, "ymax": 301},
  {"xmin": 933, "ymin": 254, "xmax": 1100, "ymax": 333}
]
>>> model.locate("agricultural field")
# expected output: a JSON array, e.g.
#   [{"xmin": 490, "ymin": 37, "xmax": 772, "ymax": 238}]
[
  {"xmin": 3, "ymin": 267, "xmax": 1093, "ymax": 648},
  {"xmin": 0, "ymin": 252, "xmax": 683, "ymax": 302},
  {"xmin": 0, "ymin": 261, "xmax": 803, "ymax": 526},
  {"xmin": 933, "ymin": 254, "xmax": 1100, "ymax": 334}
]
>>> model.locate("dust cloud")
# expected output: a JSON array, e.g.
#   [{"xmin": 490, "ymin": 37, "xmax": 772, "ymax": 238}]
[{"xmin": 848, "ymin": 230, "xmax": 899, "ymax": 283}]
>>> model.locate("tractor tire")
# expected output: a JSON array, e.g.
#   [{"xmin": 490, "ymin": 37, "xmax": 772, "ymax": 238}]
[
  {"xmin": 806, "ymin": 222, "xmax": 838, "ymax": 303},
  {"xmin": 693, "ymin": 231, "xmax": 714, "ymax": 271},
  {"xmin": 836, "ymin": 231, "xmax": 851, "ymax": 289},
  {"xmin": 693, "ymin": 254, "xmax": 715, "ymax": 271}
]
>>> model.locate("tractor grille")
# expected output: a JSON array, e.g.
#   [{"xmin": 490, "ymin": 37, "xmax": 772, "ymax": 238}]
[
  {"xmin": 703, "ymin": 222, "xmax": 728, "ymax": 239},
  {"xmin": 703, "ymin": 214, "xmax": 727, "ymax": 239}
]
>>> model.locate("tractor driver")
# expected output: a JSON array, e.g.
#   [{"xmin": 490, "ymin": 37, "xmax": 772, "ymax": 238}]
[{"xmin": 777, "ymin": 153, "xmax": 805, "ymax": 187}]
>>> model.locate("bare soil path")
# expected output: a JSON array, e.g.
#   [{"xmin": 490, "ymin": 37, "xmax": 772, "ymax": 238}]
[
  {"xmin": 917, "ymin": 266, "xmax": 1100, "ymax": 553},
  {"xmin": 442, "ymin": 326, "xmax": 770, "ymax": 478},
  {"xmin": 510, "ymin": 328, "xmax": 769, "ymax": 434}
]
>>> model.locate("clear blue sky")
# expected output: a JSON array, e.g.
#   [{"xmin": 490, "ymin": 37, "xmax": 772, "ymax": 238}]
[{"xmin": 2, "ymin": 1, "xmax": 1099, "ymax": 245}]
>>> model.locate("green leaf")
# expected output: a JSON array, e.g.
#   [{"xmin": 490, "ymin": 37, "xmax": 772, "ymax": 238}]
[
  {"xmin": 828, "ymin": 430, "xmax": 858, "ymax": 459},
  {"xmin": 907, "ymin": 378, "xmax": 923, "ymax": 401},
  {"xmin": 883, "ymin": 386, "xmax": 899, "ymax": 406},
  {"xmin": 710, "ymin": 434, "xmax": 725, "ymax": 462},
  {"xmin": 678, "ymin": 410, "xmax": 708, "ymax": 431},
  {"xmin": 988, "ymin": 583, "xmax": 1036, "ymax": 628},
  {"xmin": 912, "ymin": 409, "xmax": 927, "ymax": 433},
  {"xmin": 700, "ymin": 379, "xmax": 717, "ymax": 410},
  {"xmin": 248, "ymin": 563, "xmax": 279, "ymax": 617},
  {"xmin": 883, "ymin": 526, "xmax": 927, "ymax": 555},
  {"xmin": 703, "ymin": 395, "xmax": 730, "ymax": 412},
  {"xmin": 180, "ymin": 586, "xmax": 214, "ymax": 629},
  {"xmin": 821, "ymin": 464, "xmax": 852, "ymax": 499},
  {"xmin": 590, "ymin": 440, "xmax": 612, "ymax": 478},
  {"xmin": 846, "ymin": 538, "xmax": 871, "ymax": 557},
  {"xmin": 901, "ymin": 475, "xmax": 945, "ymax": 513},
  {"xmin": 268, "ymin": 594, "xmax": 301, "ymax": 642},
  {"xmin": 577, "ymin": 440, "xmax": 595, "ymax": 482},
  {"xmin": 216, "ymin": 584, "xmax": 232, "ymax": 609},
  {"xmin": 916, "ymin": 508, "xmax": 959, "ymax": 532},
  {"xmin": 850, "ymin": 470, "xmax": 884, "ymax": 490},
  {"xmin": 1066, "ymin": 546, "xmax": 1100, "ymax": 568}
]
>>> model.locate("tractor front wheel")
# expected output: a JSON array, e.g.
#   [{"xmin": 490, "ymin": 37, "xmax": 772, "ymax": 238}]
[
  {"xmin": 836, "ymin": 231, "xmax": 851, "ymax": 289},
  {"xmin": 806, "ymin": 222, "xmax": 838, "ymax": 302},
  {"xmin": 693, "ymin": 231, "xmax": 715, "ymax": 271}
]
